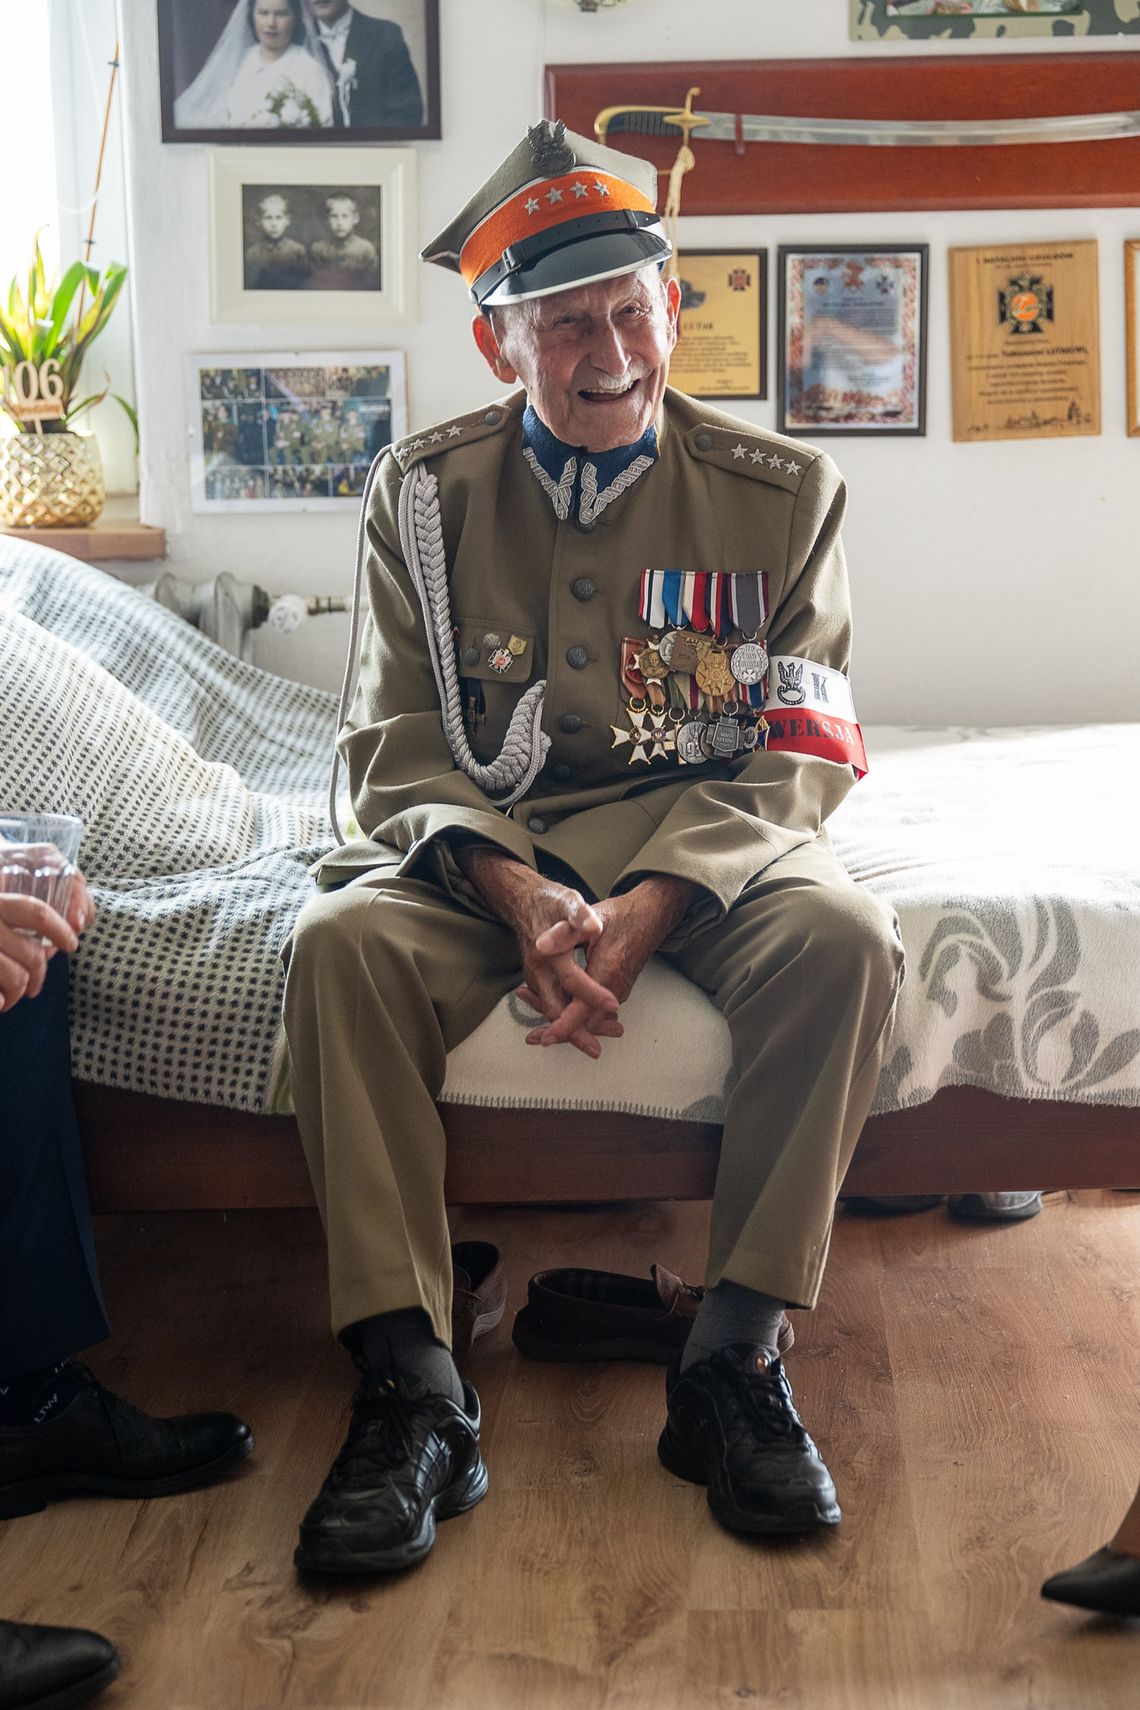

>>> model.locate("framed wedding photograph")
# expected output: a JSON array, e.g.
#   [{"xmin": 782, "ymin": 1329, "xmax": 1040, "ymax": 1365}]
[
  {"xmin": 777, "ymin": 245, "xmax": 928, "ymax": 437},
  {"xmin": 158, "ymin": 0, "xmax": 441, "ymax": 143},
  {"xmin": 188, "ymin": 350, "xmax": 407, "ymax": 512},
  {"xmin": 668, "ymin": 250, "xmax": 768, "ymax": 402},
  {"xmin": 209, "ymin": 147, "xmax": 416, "ymax": 325}
]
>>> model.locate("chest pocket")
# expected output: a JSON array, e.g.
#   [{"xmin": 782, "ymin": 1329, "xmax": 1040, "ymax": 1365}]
[{"xmin": 455, "ymin": 617, "xmax": 536, "ymax": 686}]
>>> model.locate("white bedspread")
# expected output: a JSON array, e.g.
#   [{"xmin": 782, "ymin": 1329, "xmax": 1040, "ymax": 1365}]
[{"xmin": 3, "ymin": 539, "xmax": 1137, "ymax": 1120}]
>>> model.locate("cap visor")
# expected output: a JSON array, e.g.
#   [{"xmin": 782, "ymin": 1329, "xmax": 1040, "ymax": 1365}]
[{"xmin": 479, "ymin": 227, "xmax": 672, "ymax": 307}]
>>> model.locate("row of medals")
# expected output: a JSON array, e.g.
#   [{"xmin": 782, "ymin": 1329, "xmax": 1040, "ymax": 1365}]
[{"xmin": 611, "ymin": 629, "xmax": 770, "ymax": 766}]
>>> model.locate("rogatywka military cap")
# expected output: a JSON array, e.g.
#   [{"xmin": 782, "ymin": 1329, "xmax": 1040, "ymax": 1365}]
[{"xmin": 421, "ymin": 119, "xmax": 671, "ymax": 307}]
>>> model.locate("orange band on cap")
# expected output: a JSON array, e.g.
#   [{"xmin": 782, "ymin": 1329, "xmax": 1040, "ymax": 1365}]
[{"xmin": 459, "ymin": 171, "xmax": 656, "ymax": 290}]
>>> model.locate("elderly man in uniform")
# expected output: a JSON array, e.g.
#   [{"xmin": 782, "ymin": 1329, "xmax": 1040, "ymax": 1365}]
[{"xmin": 283, "ymin": 122, "xmax": 904, "ymax": 1576}]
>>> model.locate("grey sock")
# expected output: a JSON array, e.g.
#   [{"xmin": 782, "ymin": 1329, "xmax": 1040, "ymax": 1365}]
[
  {"xmin": 679, "ymin": 1280, "xmax": 786, "ymax": 1372},
  {"xmin": 352, "ymin": 1308, "xmax": 464, "ymax": 1406}
]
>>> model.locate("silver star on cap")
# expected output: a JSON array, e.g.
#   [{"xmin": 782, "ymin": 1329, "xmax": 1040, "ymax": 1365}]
[
  {"xmin": 571, "ymin": 181, "xmax": 589, "ymax": 198},
  {"xmin": 524, "ymin": 196, "xmax": 540, "ymax": 215},
  {"xmin": 546, "ymin": 186, "xmax": 564, "ymax": 205},
  {"xmin": 594, "ymin": 180, "xmax": 610, "ymax": 196},
  {"xmin": 731, "ymin": 443, "xmax": 747, "ymax": 460}
]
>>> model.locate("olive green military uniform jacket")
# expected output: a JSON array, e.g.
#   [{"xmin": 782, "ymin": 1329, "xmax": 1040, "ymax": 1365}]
[{"xmin": 322, "ymin": 386, "xmax": 859, "ymax": 920}]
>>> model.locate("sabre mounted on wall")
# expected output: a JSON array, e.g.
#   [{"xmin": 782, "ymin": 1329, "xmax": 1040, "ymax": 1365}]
[{"xmin": 594, "ymin": 84, "xmax": 1140, "ymax": 259}]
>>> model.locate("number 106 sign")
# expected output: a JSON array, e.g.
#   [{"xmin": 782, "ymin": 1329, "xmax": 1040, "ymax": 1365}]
[{"xmin": 1, "ymin": 359, "xmax": 65, "ymax": 422}]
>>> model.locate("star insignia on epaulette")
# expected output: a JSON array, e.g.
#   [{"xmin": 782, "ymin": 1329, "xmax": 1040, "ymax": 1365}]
[
  {"xmin": 731, "ymin": 443, "xmax": 747, "ymax": 460},
  {"xmin": 750, "ymin": 449, "xmax": 764, "ymax": 464},
  {"xmin": 428, "ymin": 432, "xmax": 443, "ymax": 443},
  {"xmin": 785, "ymin": 458, "xmax": 803, "ymax": 476},
  {"xmin": 447, "ymin": 426, "xmax": 462, "ymax": 437},
  {"xmin": 767, "ymin": 452, "xmax": 782, "ymax": 470},
  {"xmin": 411, "ymin": 439, "xmax": 425, "ymax": 450}
]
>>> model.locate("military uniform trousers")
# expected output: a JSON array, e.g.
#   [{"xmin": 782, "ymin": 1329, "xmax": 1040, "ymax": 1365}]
[
  {"xmin": 282, "ymin": 835, "xmax": 904, "ymax": 1345},
  {"xmin": 0, "ymin": 954, "xmax": 110, "ymax": 1382}
]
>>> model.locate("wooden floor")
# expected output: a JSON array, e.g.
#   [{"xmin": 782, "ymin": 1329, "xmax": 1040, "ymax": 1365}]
[{"xmin": 0, "ymin": 1192, "xmax": 1137, "ymax": 1710}]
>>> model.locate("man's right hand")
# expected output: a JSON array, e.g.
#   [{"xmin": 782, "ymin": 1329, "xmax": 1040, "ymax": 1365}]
[{"xmin": 454, "ymin": 847, "xmax": 621, "ymax": 1059}]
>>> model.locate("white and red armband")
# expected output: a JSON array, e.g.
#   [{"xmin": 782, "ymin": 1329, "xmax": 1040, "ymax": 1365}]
[{"xmin": 760, "ymin": 657, "xmax": 868, "ymax": 777}]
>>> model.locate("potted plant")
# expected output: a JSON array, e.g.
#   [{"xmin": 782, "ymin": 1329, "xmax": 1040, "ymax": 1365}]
[{"xmin": 0, "ymin": 236, "xmax": 135, "ymax": 528}]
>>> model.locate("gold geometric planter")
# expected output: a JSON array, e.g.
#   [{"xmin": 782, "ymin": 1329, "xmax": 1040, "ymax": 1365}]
[{"xmin": 0, "ymin": 429, "xmax": 105, "ymax": 528}]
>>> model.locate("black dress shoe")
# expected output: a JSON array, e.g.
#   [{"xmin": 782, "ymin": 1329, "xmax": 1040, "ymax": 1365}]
[
  {"xmin": 0, "ymin": 1617, "xmax": 120, "ymax": 1710},
  {"xmin": 658, "ymin": 1344, "xmax": 841, "ymax": 1536},
  {"xmin": 1041, "ymin": 1546, "xmax": 1140, "ymax": 1617},
  {"xmin": 0, "ymin": 1367, "xmax": 253, "ymax": 1519},
  {"xmin": 295, "ymin": 1367, "xmax": 487, "ymax": 1575}
]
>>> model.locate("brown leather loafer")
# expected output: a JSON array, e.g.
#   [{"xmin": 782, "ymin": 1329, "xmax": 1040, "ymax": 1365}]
[
  {"xmin": 512, "ymin": 1264, "xmax": 794, "ymax": 1365},
  {"xmin": 450, "ymin": 1241, "xmax": 507, "ymax": 1361}
]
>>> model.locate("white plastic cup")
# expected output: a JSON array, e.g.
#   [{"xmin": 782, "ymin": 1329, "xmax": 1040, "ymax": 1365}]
[{"xmin": 0, "ymin": 812, "xmax": 85, "ymax": 929}]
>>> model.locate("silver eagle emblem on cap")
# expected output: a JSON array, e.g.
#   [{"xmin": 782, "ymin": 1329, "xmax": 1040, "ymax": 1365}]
[{"xmin": 527, "ymin": 119, "xmax": 577, "ymax": 176}]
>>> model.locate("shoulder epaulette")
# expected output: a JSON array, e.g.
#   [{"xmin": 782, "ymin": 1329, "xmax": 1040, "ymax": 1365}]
[
  {"xmin": 390, "ymin": 396, "xmax": 517, "ymax": 473},
  {"xmin": 682, "ymin": 422, "xmax": 816, "ymax": 494}
]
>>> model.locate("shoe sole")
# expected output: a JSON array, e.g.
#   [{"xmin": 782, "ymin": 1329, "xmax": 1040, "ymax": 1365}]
[
  {"xmin": 0, "ymin": 1434, "xmax": 254, "ymax": 1520},
  {"xmin": 293, "ymin": 1454, "xmax": 489, "ymax": 1576},
  {"xmin": 15, "ymin": 1657, "xmax": 121, "ymax": 1710},
  {"xmin": 657, "ymin": 1426, "xmax": 841, "ymax": 1536}
]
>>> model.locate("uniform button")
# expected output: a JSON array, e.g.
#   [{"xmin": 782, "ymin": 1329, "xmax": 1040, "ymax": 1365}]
[
  {"xmin": 551, "ymin": 763, "xmax": 573, "ymax": 784},
  {"xmin": 484, "ymin": 409, "xmax": 502, "ymax": 426},
  {"xmin": 695, "ymin": 432, "xmax": 713, "ymax": 451},
  {"xmin": 566, "ymin": 646, "xmax": 589, "ymax": 669},
  {"xmin": 559, "ymin": 713, "xmax": 584, "ymax": 734},
  {"xmin": 462, "ymin": 645, "xmax": 480, "ymax": 667},
  {"xmin": 527, "ymin": 815, "xmax": 547, "ymax": 835},
  {"xmin": 571, "ymin": 577, "xmax": 596, "ymax": 602}
]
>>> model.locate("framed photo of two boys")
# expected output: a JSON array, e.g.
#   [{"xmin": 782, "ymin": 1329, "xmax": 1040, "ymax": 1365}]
[{"xmin": 158, "ymin": 0, "xmax": 440, "ymax": 143}]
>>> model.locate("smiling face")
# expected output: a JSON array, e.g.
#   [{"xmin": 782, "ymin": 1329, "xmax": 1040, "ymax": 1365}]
[
  {"xmin": 473, "ymin": 267, "xmax": 681, "ymax": 453},
  {"xmin": 252, "ymin": 0, "xmax": 295, "ymax": 53}
]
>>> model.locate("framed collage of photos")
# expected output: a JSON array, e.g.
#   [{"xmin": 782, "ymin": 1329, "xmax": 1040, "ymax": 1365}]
[
  {"xmin": 777, "ymin": 246, "xmax": 929, "ymax": 436},
  {"xmin": 209, "ymin": 147, "xmax": 415, "ymax": 326},
  {"xmin": 188, "ymin": 351, "xmax": 407, "ymax": 512}
]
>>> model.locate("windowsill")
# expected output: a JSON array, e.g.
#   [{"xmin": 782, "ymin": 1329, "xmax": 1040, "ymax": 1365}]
[{"xmin": 0, "ymin": 494, "xmax": 166, "ymax": 562}]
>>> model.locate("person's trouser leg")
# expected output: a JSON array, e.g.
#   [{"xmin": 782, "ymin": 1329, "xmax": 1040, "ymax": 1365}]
[
  {"xmin": 282, "ymin": 874, "xmax": 521, "ymax": 1345},
  {"xmin": 0, "ymin": 954, "xmax": 110, "ymax": 1381},
  {"xmin": 667, "ymin": 835, "xmax": 904, "ymax": 1309}
]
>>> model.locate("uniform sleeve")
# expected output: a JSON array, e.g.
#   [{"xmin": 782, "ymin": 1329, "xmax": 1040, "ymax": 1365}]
[
  {"xmin": 612, "ymin": 451, "xmax": 858, "ymax": 917},
  {"xmin": 338, "ymin": 453, "xmax": 537, "ymax": 876}
]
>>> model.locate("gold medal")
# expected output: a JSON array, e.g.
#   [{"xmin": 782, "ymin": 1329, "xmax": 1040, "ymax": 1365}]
[
  {"xmin": 695, "ymin": 645, "xmax": 736, "ymax": 698},
  {"xmin": 665, "ymin": 632, "xmax": 700, "ymax": 675},
  {"xmin": 507, "ymin": 635, "xmax": 528, "ymax": 657},
  {"xmin": 637, "ymin": 644, "xmax": 670, "ymax": 681}
]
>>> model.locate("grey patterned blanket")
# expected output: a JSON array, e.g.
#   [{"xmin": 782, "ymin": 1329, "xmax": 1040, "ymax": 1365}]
[{"xmin": 0, "ymin": 539, "xmax": 334, "ymax": 1110}]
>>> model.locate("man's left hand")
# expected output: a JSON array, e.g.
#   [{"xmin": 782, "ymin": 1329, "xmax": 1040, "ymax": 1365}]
[{"xmin": 521, "ymin": 874, "xmax": 698, "ymax": 1050}]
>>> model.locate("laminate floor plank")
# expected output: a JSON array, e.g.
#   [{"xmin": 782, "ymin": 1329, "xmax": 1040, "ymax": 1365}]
[{"xmin": 0, "ymin": 1194, "xmax": 1135, "ymax": 1708}]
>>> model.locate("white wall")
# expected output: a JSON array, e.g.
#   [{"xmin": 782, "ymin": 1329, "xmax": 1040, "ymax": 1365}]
[{"xmin": 117, "ymin": 0, "xmax": 1140, "ymax": 720}]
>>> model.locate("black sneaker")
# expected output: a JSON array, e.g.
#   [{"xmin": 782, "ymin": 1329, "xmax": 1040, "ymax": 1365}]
[
  {"xmin": 658, "ymin": 1344, "xmax": 840, "ymax": 1535},
  {"xmin": 294, "ymin": 1367, "xmax": 488, "ymax": 1575},
  {"xmin": 0, "ymin": 1367, "xmax": 253, "ymax": 1520}
]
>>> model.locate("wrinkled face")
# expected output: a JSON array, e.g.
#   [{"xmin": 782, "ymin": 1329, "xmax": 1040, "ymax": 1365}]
[
  {"xmin": 308, "ymin": 0, "xmax": 350, "ymax": 22},
  {"xmin": 259, "ymin": 197, "xmax": 289, "ymax": 238},
  {"xmin": 253, "ymin": 0, "xmax": 294, "ymax": 51},
  {"xmin": 476, "ymin": 268, "xmax": 680, "ymax": 453},
  {"xmin": 327, "ymin": 199, "xmax": 358, "ymax": 238}
]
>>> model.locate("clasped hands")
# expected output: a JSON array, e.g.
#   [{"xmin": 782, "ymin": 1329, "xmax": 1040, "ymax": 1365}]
[{"xmin": 456, "ymin": 847, "xmax": 696, "ymax": 1059}]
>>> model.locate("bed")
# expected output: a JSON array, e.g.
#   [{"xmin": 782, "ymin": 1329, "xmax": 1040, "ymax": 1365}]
[{"xmin": 2, "ymin": 537, "xmax": 1137, "ymax": 1210}]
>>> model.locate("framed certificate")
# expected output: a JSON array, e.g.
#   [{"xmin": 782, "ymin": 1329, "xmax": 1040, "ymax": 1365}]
[
  {"xmin": 777, "ymin": 246, "xmax": 928, "ymax": 436},
  {"xmin": 1126, "ymin": 240, "xmax": 1140, "ymax": 436},
  {"xmin": 668, "ymin": 250, "xmax": 767, "ymax": 401},
  {"xmin": 948, "ymin": 239, "xmax": 1100, "ymax": 442}
]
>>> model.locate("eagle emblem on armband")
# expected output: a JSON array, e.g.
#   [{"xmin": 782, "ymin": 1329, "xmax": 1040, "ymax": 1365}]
[{"xmin": 776, "ymin": 660, "xmax": 806, "ymax": 706}]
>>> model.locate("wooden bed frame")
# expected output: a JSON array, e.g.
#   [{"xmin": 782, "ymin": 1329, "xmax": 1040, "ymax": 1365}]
[{"xmin": 74, "ymin": 1081, "xmax": 1140, "ymax": 1214}]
